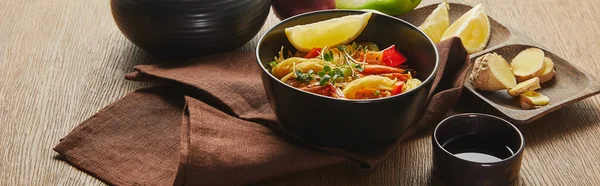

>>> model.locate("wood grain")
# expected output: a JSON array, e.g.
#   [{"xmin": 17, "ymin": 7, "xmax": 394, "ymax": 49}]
[{"xmin": 1, "ymin": 0, "xmax": 599, "ymax": 185}]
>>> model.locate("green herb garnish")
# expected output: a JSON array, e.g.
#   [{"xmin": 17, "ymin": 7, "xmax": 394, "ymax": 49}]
[
  {"xmin": 295, "ymin": 70, "xmax": 314, "ymax": 83},
  {"xmin": 329, "ymin": 68, "xmax": 345, "ymax": 84},
  {"xmin": 323, "ymin": 51, "xmax": 334, "ymax": 62},
  {"xmin": 323, "ymin": 65, "xmax": 331, "ymax": 73},
  {"xmin": 319, "ymin": 74, "xmax": 331, "ymax": 86},
  {"xmin": 317, "ymin": 71, "xmax": 326, "ymax": 77},
  {"xmin": 341, "ymin": 67, "xmax": 352, "ymax": 77},
  {"xmin": 374, "ymin": 90, "xmax": 381, "ymax": 96},
  {"xmin": 269, "ymin": 61, "xmax": 278, "ymax": 68},
  {"xmin": 334, "ymin": 68, "xmax": 344, "ymax": 76},
  {"xmin": 354, "ymin": 64, "xmax": 365, "ymax": 72},
  {"xmin": 317, "ymin": 65, "xmax": 346, "ymax": 85}
]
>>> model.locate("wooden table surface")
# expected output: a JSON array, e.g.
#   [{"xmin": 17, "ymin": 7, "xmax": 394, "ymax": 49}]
[{"xmin": 2, "ymin": 0, "xmax": 600, "ymax": 185}]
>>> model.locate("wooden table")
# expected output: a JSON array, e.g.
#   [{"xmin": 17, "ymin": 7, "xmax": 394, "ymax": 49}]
[{"xmin": 2, "ymin": 0, "xmax": 600, "ymax": 185}]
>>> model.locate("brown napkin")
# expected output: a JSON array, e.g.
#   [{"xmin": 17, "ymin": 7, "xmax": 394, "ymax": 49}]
[{"xmin": 54, "ymin": 38, "xmax": 470, "ymax": 185}]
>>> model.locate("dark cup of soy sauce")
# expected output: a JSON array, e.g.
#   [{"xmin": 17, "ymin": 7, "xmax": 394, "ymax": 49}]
[{"xmin": 432, "ymin": 113, "xmax": 524, "ymax": 186}]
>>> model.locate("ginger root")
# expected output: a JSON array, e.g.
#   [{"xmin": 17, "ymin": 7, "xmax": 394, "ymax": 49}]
[
  {"xmin": 470, "ymin": 48, "xmax": 556, "ymax": 110},
  {"xmin": 470, "ymin": 53, "xmax": 517, "ymax": 91}
]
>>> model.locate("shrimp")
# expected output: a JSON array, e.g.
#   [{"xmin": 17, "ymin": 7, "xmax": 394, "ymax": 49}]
[
  {"xmin": 354, "ymin": 51, "xmax": 383, "ymax": 65},
  {"xmin": 379, "ymin": 73, "xmax": 412, "ymax": 81},
  {"xmin": 342, "ymin": 75, "xmax": 396, "ymax": 99},
  {"xmin": 353, "ymin": 88, "xmax": 392, "ymax": 99},
  {"xmin": 300, "ymin": 83, "xmax": 345, "ymax": 98},
  {"xmin": 362, "ymin": 64, "xmax": 405, "ymax": 74}
]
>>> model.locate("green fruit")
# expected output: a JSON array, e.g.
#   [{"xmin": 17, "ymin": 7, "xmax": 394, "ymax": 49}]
[{"xmin": 336, "ymin": 0, "xmax": 422, "ymax": 16}]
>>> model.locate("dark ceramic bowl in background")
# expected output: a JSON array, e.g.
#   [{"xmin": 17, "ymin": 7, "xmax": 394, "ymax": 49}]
[
  {"xmin": 256, "ymin": 10, "xmax": 439, "ymax": 150},
  {"xmin": 271, "ymin": 0, "xmax": 335, "ymax": 20},
  {"xmin": 111, "ymin": 0, "xmax": 270, "ymax": 59}
]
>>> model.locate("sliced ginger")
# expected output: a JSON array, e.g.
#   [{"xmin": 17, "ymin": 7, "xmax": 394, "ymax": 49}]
[
  {"xmin": 511, "ymin": 48, "xmax": 546, "ymax": 82},
  {"xmin": 538, "ymin": 57, "xmax": 556, "ymax": 83},
  {"xmin": 470, "ymin": 53, "xmax": 517, "ymax": 91},
  {"xmin": 470, "ymin": 48, "xmax": 556, "ymax": 109},
  {"xmin": 520, "ymin": 91, "xmax": 550, "ymax": 109},
  {"xmin": 507, "ymin": 77, "xmax": 541, "ymax": 96}
]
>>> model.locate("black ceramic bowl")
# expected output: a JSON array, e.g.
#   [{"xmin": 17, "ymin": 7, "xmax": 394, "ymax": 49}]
[
  {"xmin": 432, "ymin": 113, "xmax": 524, "ymax": 186},
  {"xmin": 111, "ymin": 0, "xmax": 270, "ymax": 59},
  {"xmin": 256, "ymin": 10, "xmax": 439, "ymax": 150}
]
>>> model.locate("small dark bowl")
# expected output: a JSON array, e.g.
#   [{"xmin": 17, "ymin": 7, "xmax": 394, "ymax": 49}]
[
  {"xmin": 256, "ymin": 10, "xmax": 439, "ymax": 150},
  {"xmin": 432, "ymin": 113, "xmax": 524, "ymax": 186},
  {"xmin": 111, "ymin": 0, "xmax": 270, "ymax": 59}
]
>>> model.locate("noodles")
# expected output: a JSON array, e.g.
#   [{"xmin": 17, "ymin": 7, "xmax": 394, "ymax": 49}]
[
  {"xmin": 271, "ymin": 57, "xmax": 324, "ymax": 78},
  {"xmin": 270, "ymin": 42, "xmax": 421, "ymax": 100}
]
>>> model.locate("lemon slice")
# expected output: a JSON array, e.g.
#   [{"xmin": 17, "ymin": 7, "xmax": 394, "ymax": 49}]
[
  {"xmin": 441, "ymin": 4, "xmax": 490, "ymax": 54},
  {"xmin": 285, "ymin": 12, "xmax": 372, "ymax": 52},
  {"xmin": 418, "ymin": 2, "xmax": 450, "ymax": 43}
]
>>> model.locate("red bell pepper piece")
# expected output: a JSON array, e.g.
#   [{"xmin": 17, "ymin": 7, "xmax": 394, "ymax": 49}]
[
  {"xmin": 391, "ymin": 81, "xmax": 404, "ymax": 95},
  {"xmin": 304, "ymin": 48, "xmax": 322, "ymax": 58},
  {"xmin": 382, "ymin": 45, "xmax": 407, "ymax": 67}
]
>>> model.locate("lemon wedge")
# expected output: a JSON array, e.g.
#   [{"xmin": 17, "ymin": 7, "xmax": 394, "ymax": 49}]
[
  {"xmin": 418, "ymin": 2, "xmax": 450, "ymax": 43},
  {"xmin": 441, "ymin": 4, "xmax": 490, "ymax": 54},
  {"xmin": 285, "ymin": 12, "xmax": 372, "ymax": 52}
]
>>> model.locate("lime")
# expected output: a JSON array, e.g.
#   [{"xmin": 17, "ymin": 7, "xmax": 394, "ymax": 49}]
[{"xmin": 336, "ymin": 0, "xmax": 422, "ymax": 16}]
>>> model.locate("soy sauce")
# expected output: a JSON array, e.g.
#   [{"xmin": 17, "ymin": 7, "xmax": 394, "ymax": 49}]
[{"xmin": 441, "ymin": 133, "xmax": 514, "ymax": 163}]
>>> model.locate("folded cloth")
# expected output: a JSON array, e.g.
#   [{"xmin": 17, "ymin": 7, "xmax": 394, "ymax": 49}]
[{"xmin": 55, "ymin": 38, "xmax": 470, "ymax": 185}]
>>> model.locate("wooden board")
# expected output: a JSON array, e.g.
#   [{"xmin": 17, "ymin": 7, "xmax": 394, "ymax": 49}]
[
  {"xmin": 402, "ymin": 3, "xmax": 600, "ymax": 124},
  {"xmin": 465, "ymin": 44, "xmax": 600, "ymax": 123}
]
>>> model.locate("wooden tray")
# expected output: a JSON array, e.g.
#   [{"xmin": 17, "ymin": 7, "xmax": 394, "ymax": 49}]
[{"xmin": 399, "ymin": 2, "xmax": 600, "ymax": 124}]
